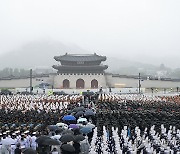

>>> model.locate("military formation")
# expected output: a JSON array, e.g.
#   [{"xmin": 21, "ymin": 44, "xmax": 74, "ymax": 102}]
[
  {"xmin": 0, "ymin": 93, "xmax": 179, "ymax": 153},
  {"xmin": 93, "ymin": 94, "xmax": 180, "ymax": 153}
]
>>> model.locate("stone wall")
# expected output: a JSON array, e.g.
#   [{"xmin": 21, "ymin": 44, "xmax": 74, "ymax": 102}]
[
  {"xmin": 0, "ymin": 76, "xmax": 53, "ymax": 88},
  {"xmin": 107, "ymin": 74, "xmax": 180, "ymax": 88},
  {"xmin": 1, "ymin": 73, "xmax": 180, "ymax": 89},
  {"xmin": 53, "ymin": 73, "xmax": 106, "ymax": 89}
]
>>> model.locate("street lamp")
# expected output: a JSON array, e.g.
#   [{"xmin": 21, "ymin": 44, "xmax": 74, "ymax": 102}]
[
  {"xmin": 138, "ymin": 73, "xmax": 143, "ymax": 94},
  {"xmin": 30, "ymin": 69, "xmax": 32, "ymax": 94},
  {"xmin": 151, "ymin": 88, "xmax": 154, "ymax": 94},
  {"xmin": 164, "ymin": 88, "xmax": 166, "ymax": 94}
]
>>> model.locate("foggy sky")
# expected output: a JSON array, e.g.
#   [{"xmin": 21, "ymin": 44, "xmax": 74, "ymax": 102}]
[{"xmin": 0, "ymin": 0, "xmax": 180, "ymax": 68}]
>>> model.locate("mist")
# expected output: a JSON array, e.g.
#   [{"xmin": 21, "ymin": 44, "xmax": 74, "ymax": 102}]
[{"xmin": 0, "ymin": 0, "xmax": 180, "ymax": 68}]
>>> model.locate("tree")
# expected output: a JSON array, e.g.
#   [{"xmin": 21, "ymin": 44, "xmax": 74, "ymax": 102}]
[
  {"xmin": 159, "ymin": 64, "xmax": 165, "ymax": 70},
  {"xmin": 13, "ymin": 68, "xmax": 20, "ymax": 77}
]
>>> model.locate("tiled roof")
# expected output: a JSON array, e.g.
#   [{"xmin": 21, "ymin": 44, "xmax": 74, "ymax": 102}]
[{"xmin": 54, "ymin": 53, "xmax": 106, "ymax": 62}]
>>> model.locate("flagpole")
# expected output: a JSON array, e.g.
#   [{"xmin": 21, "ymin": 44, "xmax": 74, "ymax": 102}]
[
  {"xmin": 138, "ymin": 73, "xmax": 141, "ymax": 94},
  {"xmin": 30, "ymin": 69, "xmax": 32, "ymax": 94}
]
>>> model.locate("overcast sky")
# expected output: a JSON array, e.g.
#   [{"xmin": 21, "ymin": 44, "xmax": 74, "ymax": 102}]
[{"xmin": 0, "ymin": 0, "xmax": 180, "ymax": 68}]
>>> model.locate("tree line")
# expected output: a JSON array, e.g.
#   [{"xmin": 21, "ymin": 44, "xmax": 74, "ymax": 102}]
[{"xmin": 0, "ymin": 68, "xmax": 30, "ymax": 78}]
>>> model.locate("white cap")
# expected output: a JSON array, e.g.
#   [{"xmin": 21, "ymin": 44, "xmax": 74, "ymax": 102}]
[
  {"xmin": 15, "ymin": 130, "xmax": 20, "ymax": 134},
  {"xmin": 24, "ymin": 130, "xmax": 29, "ymax": 134}
]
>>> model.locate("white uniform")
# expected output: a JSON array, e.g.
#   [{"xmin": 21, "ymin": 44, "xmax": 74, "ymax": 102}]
[
  {"xmin": 16, "ymin": 135, "xmax": 21, "ymax": 144},
  {"xmin": 31, "ymin": 135, "xmax": 37, "ymax": 150},
  {"xmin": 0, "ymin": 138, "xmax": 2, "ymax": 153},
  {"xmin": 20, "ymin": 139, "xmax": 26, "ymax": 149},
  {"xmin": 10, "ymin": 138, "xmax": 17, "ymax": 154},
  {"xmin": 1, "ymin": 138, "xmax": 11, "ymax": 154},
  {"xmin": 25, "ymin": 135, "xmax": 31, "ymax": 148}
]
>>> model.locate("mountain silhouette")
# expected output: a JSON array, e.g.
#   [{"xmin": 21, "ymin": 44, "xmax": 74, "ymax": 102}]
[{"xmin": 0, "ymin": 39, "xmax": 158, "ymax": 75}]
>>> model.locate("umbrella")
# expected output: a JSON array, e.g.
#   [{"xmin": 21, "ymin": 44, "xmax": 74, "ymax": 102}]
[
  {"xmin": 48, "ymin": 125, "xmax": 59, "ymax": 131},
  {"xmin": 56, "ymin": 123, "xmax": 68, "ymax": 129},
  {"xmin": 51, "ymin": 135, "xmax": 61, "ymax": 140},
  {"xmin": 54, "ymin": 127, "xmax": 64, "ymax": 134},
  {"xmin": 22, "ymin": 148, "xmax": 37, "ymax": 154},
  {"xmin": 61, "ymin": 144, "xmax": 75, "ymax": 152},
  {"xmin": 75, "ymin": 111, "xmax": 84, "ymax": 118},
  {"xmin": 42, "ymin": 138, "xmax": 60, "ymax": 145},
  {"xmin": 67, "ymin": 110, "xmax": 72, "ymax": 114},
  {"xmin": 74, "ymin": 134, "xmax": 85, "ymax": 142},
  {"xmin": 71, "ymin": 111, "xmax": 76, "ymax": 116},
  {"xmin": 85, "ymin": 123, "xmax": 95, "ymax": 129},
  {"xmin": 84, "ymin": 109, "xmax": 95, "ymax": 116},
  {"xmin": 61, "ymin": 129, "xmax": 74, "ymax": 135},
  {"xmin": 36, "ymin": 136, "xmax": 51, "ymax": 144},
  {"xmin": 69, "ymin": 124, "xmax": 79, "ymax": 129},
  {"xmin": 60, "ymin": 134, "xmax": 74, "ymax": 143},
  {"xmin": 62, "ymin": 115, "xmax": 76, "ymax": 121},
  {"xmin": 72, "ymin": 107, "xmax": 85, "ymax": 112},
  {"xmin": 76, "ymin": 123, "xmax": 84, "ymax": 129},
  {"xmin": 80, "ymin": 127, "xmax": 92, "ymax": 134},
  {"xmin": 77, "ymin": 118, "xmax": 87, "ymax": 124},
  {"xmin": 34, "ymin": 124, "xmax": 42, "ymax": 130},
  {"xmin": 56, "ymin": 122, "xmax": 65, "ymax": 127}
]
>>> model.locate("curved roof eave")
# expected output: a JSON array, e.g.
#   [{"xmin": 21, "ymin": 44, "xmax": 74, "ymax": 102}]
[{"xmin": 54, "ymin": 54, "xmax": 106, "ymax": 62}]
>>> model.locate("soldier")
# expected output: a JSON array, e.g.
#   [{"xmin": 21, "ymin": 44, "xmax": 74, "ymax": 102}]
[
  {"xmin": 19, "ymin": 134, "xmax": 26, "ymax": 149},
  {"xmin": 31, "ymin": 132, "xmax": 37, "ymax": 150},
  {"xmin": 10, "ymin": 133, "xmax": 17, "ymax": 154}
]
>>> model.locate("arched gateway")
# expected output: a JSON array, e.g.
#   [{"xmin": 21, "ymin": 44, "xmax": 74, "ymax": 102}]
[
  {"xmin": 91, "ymin": 79, "xmax": 98, "ymax": 88},
  {"xmin": 76, "ymin": 79, "xmax": 85, "ymax": 89},
  {"xmin": 53, "ymin": 53, "xmax": 108, "ymax": 89},
  {"xmin": 63, "ymin": 79, "xmax": 70, "ymax": 88}
]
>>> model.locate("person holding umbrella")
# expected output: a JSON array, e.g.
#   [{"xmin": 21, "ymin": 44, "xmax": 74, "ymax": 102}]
[
  {"xmin": 80, "ymin": 134, "xmax": 90, "ymax": 154},
  {"xmin": 60, "ymin": 134, "xmax": 74, "ymax": 143},
  {"xmin": 73, "ymin": 141, "xmax": 81, "ymax": 154},
  {"xmin": 62, "ymin": 115, "xmax": 76, "ymax": 125},
  {"xmin": 73, "ymin": 134, "xmax": 85, "ymax": 154},
  {"xmin": 14, "ymin": 143, "xmax": 22, "ymax": 154},
  {"xmin": 61, "ymin": 144, "xmax": 75, "ymax": 154}
]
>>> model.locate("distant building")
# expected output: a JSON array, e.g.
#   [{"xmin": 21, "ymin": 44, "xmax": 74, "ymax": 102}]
[
  {"xmin": 53, "ymin": 53, "xmax": 108, "ymax": 73},
  {"xmin": 52, "ymin": 53, "xmax": 108, "ymax": 89}
]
